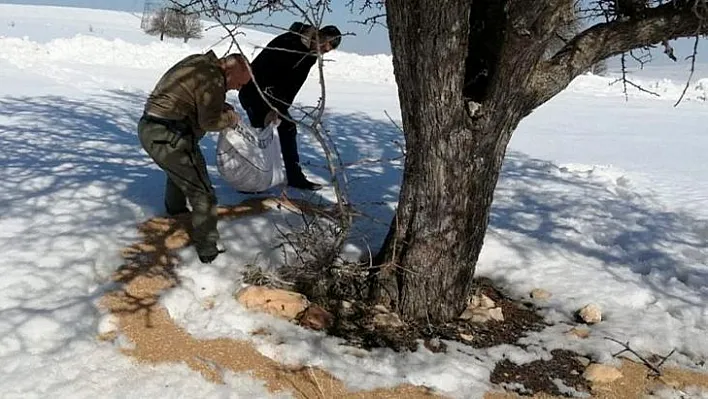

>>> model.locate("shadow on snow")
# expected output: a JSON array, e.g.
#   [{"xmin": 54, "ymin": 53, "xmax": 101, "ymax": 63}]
[{"xmin": 0, "ymin": 89, "xmax": 706, "ymax": 354}]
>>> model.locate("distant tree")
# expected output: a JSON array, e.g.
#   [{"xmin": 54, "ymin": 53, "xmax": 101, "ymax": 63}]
[
  {"xmin": 171, "ymin": 10, "xmax": 203, "ymax": 43},
  {"xmin": 143, "ymin": 6, "xmax": 203, "ymax": 43},
  {"xmin": 144, "ymin": 7, "xmax": 179, "ymax": 41}
]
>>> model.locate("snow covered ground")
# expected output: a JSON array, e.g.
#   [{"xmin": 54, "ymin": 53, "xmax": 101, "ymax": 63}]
[{"xmin": 1, "ymin": 4, "xmax": 707, "ymax": 398}]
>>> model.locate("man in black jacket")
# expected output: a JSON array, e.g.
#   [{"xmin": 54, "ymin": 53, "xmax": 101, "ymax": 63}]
[{"xmin": 238, "ymin": 22, "xmax": 342, "ymax": 191}]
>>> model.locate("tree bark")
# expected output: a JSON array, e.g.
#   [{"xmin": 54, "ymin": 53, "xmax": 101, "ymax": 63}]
[
  {"xmin": 372, "ymin": 0, "xmax": 514, "ymax": 323},
  {"xmin": 373, "ymin": 0, "xmax": 573, "ymax": 323},
  {"xmin": 373, "ymin": 0, "xmax": 708, "ymax": 324}
]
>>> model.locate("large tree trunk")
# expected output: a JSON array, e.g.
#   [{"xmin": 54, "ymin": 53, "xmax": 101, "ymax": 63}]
[
  {"xmin": 373, "ymin": 0, "xmax": 559, "ymax": 323},
  {"xmin": 373, "ymin": 0, "xmax": 704, "ymax": 324}
]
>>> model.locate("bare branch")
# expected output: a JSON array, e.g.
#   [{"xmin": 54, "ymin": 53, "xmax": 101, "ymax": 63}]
[
  {"xmin": 613, "ymin": 52, "xmax": 662, "ymax": 99},
  {"xmin": 662, "ymin": 39, "xmax": 678, "ymax": 61},
  {"xmin": 656, "ymin": 348, "xmax": 677, "ymax": 368},
  {"xmin": 620, "ymin": 52, "xmax": 631, "ymax": 101},
  {"xmin": 604, "ymin": 336, "xmax": 676, "ymax": 376},
  {"xmin": 531, "ymin": 0, "xmax": 708, "ymax": 106},
  {"xmin": 348, "ymin": 13, "xmax": 387, "ymax": 32},
  {"xmin": 610, "ymin": 75, "xmax": 662, "ymax": 97},
  {"xmin": 674, "ymin": 33, "xmax": 701, "ymax": 106},
  {"xmin": 383, "ymin": 110, "xmax": 404, "ymax": 136},
  {"xmin": 345, "ymin": 0, "xmax": 387, "ymax": 30},
  {"xmin": 629, "ymin": 47, "xmax": 653, "ymax": 68}
]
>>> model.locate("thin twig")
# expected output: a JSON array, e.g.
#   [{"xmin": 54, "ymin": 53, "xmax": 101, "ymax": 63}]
[
  {"xmin": 384, "ymin": 110, "xmax": 404, "ymax": 136},
  {"xmin": 610, "ymin": 76, "xmax": 661, "ymax": 98},
  {"xmin": 656, "ymin": 348, "xmax": 677, "ymax": 369},
  {"xmin": 604, "ymin": 337, "xmax": 676, "ymax": 376},
  {"xmin": 675, "ymin": 33, "xmax": 700, "ymax": 107}
]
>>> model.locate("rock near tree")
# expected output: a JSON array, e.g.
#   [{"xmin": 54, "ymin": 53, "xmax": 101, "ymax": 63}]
[
  {"xmin": 583, "ymin": 363, "xmax": 623, "ymax": 384},
  {"xmin": 235, "ymin": 286, "xmax": 309, "ymax": 321},
  {"xmin": 578, "ymin": 304, "xmax": 602, "ymax": 324}
]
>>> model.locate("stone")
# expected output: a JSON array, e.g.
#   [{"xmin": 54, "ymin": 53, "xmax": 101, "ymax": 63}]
[
  {"xmin": 583, "ymin": 363, "xmax": 623, "ymax": 384},
  {"xmin": 235, "ymin": 286, "xmax": 309, "ymax": 321},
  {"xmin": 489, "ymin": 307, "xmax": 505, "ymax": 322},
  {"xmin": 469, "ymin": 293, "xmax": 496, "ymax": 309},
  {"xmin": 567, "ymin": 327, "xmax": 591, "ymax": 339},
  {"xmin": 530, "ymin": 288, "xmax": 552, "ymax": 300},
  {"xmin": 459, "ymin": 333, "xmax": 475, "ymax": 342},
  {"xmin": 459, "ymin": 293, "xmax": 504, "ymax": 323},
  {"xmin": 299, "ymin": 304, "xmax": 333, "ymax": 331},
  {"xmin": 576, "ymin": 356, "xmax": 592, "ymax": 367},
  {"xmin": 459, "ymin": 306, "xmax": 504, "ymax": 323},
  {"xmin": 459, "ymin": 307, "xmax": 491, "ymax": 323},
  {"xmin": 373, "ymin": 312, "xmax": 405, "ymax": 329},
  {"xmin": 578, "ymin": 304, "xmax": 602, "ymax": 324}
]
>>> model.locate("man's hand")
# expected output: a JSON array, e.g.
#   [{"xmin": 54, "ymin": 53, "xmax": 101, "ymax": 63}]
[
  {"xmin": 226, "ymin": 109, "xmax": 241, "ymax": 127},
  {"xmin": 264, "ymin": 110, "xmax": 281, "ymax": 127}
]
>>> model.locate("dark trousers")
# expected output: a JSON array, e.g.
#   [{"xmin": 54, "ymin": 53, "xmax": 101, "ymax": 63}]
[
  {"xmin": 137, "ymin": 116, "xmax": 219, "ymax": 256},
  {"xmin": 273, "ymin": 112, "xmax": 303, "ymax": 181}
]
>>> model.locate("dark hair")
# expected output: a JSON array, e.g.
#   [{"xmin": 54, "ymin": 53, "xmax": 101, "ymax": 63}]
[{"xmin": 319, "ymin": 25, "xmax": 341, "ymax": 49}]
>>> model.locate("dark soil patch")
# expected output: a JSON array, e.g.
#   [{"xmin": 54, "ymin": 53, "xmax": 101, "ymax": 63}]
[
  {"xmin": 490, "ymin": 349, "xmax": 591, "ymax": 397},
  {"xmin": 247, "ymin": 267, "xmax": 594, "ymax": 396},
  {"xmin": 308, "ymin": 277, "xmax": 549, "ymax": 352},
  {"xmin": 444, "ymin": 278, "xmax": 548, "ymax": 348}
]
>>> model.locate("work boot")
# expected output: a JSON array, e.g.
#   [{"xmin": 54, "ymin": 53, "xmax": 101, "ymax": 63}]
[
  {"xmin": 288, "ymin": 179, "xmax": 322, "ymax": 191},
  {"xmin": 198, "ymin": 251, "xmax": 220, "ymax": 264},
  {"xmin": 196, "ymin": 242, "xmax": 225, "ymax": 264},
  {"xmin": 287, "ymin": 173, "xmax": 323, "ymax": 191}
]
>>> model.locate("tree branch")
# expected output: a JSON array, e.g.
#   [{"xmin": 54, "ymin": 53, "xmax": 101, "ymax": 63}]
[
  {"xmin": 530, "ymin": 0, "xmax": 708, "ymax": 106},
  {"xmin": 674, "ymin": 32, "xmax": 701, "ymax": 106},
  {"xmin": 604, "ymin": 336, "xmax": 676, "ymax": 376}
]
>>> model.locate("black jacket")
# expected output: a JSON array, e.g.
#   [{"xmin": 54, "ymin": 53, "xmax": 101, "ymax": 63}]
[{"xmin": 239, "ymin": 22, "xmax": 317, "ymax": 126}]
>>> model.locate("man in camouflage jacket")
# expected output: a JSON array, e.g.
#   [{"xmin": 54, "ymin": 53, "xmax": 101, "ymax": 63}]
[{"xmin": 138, "ymin": 51, "xmax": 250, "ymax": 263}]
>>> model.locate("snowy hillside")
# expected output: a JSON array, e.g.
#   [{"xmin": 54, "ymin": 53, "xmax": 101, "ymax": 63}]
[{"xmin": 1, "ymin": 4, "xmax": 707, "ymax": 399}]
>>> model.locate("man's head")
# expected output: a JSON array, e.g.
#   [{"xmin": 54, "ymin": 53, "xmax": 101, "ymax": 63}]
[
  {"xmin": 220, "ymin": 54, "xmax": 251, "ymax": 90},
  {"xmin": 310, "ymin": 25, "xmax": 342, "ymax": 53}
]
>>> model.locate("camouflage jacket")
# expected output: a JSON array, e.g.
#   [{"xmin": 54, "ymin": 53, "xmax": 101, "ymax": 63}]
[{"xmin": 144, "ymin": 50, "xmax": 236, "ymax": 139}]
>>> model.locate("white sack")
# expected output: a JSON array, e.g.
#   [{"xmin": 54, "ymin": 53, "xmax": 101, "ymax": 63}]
[{"xmin": 216, "ymin": 121, "xmax": 285, "ymax": 193}]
